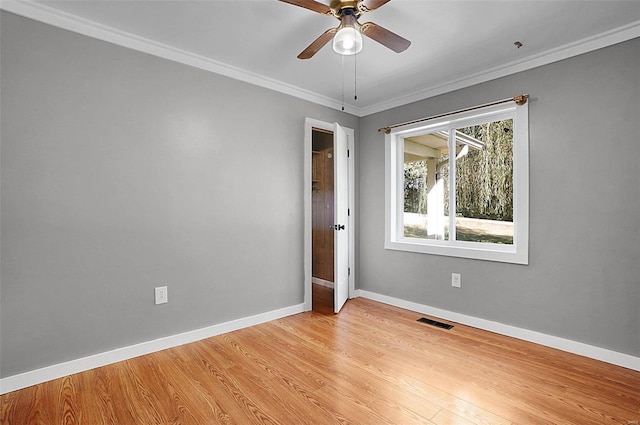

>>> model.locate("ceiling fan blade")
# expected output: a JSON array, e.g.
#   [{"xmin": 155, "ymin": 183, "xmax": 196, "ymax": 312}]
[
  {"xmin": 298, "ymin": 28, "xmax": 338, "ymax": 59},
  {"xmin": 279, "ymin": 0, "xmax": 332, "ymax": 15},
  {"xmin": 360, "ymin": 22, "xmax": 410, "ymax": 53},
  {"xmin": 359, "ymin": 0, "xmax": 391, "ymax": 12}
]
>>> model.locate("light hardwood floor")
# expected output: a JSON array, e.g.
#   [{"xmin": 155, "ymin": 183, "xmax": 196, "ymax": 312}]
[{"xmin": 2, "ymin": 285, "xmax": 639, "ymax": 424}]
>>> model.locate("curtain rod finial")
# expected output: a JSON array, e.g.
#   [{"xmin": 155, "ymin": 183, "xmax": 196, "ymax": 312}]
[
  {"xmin": 379, "ymin": 127, "xmax": 391, "ymax": 134},
  {"xmin": 514, "ymin": 94, "xmax": 529, "ymax": 106}
]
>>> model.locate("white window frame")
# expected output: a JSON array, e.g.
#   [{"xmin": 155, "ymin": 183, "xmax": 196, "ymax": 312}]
[{"xmin": 385, "ymin": 102, "xmax": 529, "ymax": 264}]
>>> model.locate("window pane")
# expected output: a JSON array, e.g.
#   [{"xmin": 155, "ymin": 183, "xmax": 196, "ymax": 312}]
[
  {"xmin": 403, "ymin": 131, "xmax": 450, "ymax": 240},
  {"xmin": 455, "ymin": 120, "xmax": 514, "ymax": 244}
]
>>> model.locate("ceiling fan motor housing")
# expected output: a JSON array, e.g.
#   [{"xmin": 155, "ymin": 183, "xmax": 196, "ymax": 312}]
[
  {"xmin": 330, "ymin": 0, "xmax": 361, "ymax": 16},
  {"xmin": 339, "ymin": 10, "xmax": 359, "ymax": 28}
]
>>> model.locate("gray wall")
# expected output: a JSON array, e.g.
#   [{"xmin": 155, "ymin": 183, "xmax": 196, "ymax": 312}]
[
  {"xmin": 0, "ymin": 12, "xmax": 358, "ymax": 377},
  {"xmin": 2, "ymin": 10, "xmax": 638, "ymax": 379},
  {"xmin": 358, "ymin": 38, "xmax": 640, "ymax": 357}
]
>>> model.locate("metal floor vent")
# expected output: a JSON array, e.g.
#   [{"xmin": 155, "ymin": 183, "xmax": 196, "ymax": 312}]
[{"xmin": 417, "ymin": 317, "xmax": 454, "ymax": 330}]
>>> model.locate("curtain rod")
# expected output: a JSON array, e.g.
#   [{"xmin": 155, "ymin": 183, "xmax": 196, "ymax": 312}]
[{"xmin": 378, "ymin": 94, "xmax": 529, "ymax": 134}]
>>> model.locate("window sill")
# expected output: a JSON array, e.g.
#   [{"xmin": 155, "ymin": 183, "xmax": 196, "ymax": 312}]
[{"xmin": 384, "ymin": 239, "xmax": 528, "ymax": 265}]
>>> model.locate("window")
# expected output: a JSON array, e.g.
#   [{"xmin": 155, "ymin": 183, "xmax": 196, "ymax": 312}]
[{"xmin": 385, "ymin": 101, "xmax": 529, "ymax": 264}]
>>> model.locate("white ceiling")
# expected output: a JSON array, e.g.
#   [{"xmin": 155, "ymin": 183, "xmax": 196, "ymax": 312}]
[{"xmin": 3, "ymin": 0, "xmax": 640, "ymax": 116}]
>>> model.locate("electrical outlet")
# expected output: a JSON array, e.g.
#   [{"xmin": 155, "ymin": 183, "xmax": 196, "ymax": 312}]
[
  {"xmin": 451, "ymin": 273, "xmax": 461, "ymax": 288},
  {"xmin": 155, "ymin": 286, "xmax": 168, "ymax": 305}
]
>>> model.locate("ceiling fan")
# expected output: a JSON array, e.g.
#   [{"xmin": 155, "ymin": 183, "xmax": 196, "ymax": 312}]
[{"xmin": 279, "ymin": 0, "xmax": 411, "ymax": 59}]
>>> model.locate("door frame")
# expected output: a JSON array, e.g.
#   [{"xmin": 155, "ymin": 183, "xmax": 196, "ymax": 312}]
[{"xmin": 303, "ymin": 117, "xmax": 355, "ymax": 311}]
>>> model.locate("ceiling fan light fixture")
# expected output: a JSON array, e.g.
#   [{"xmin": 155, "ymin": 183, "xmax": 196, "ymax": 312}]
[
  {"xmin": 332, "ymin": 12, "xmax": 363, "ymax": 55},
  {"xmin": 333, "ymin": 26, "xmax": 363, "ymax": 55}
]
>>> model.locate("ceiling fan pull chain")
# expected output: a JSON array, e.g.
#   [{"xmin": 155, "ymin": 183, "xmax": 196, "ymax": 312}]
[
  {"xmin": 354, "ymin": 49, "xmax": 358, "ymax": 101},
  {"xmin": 341, "ymin": 54, "xmax": 345, "ymax": 111}
]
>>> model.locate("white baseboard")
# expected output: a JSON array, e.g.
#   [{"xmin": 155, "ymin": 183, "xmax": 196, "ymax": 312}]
[
  {"xmin": 4, "ymin": 292, "xmax": 637, "ymax": 395},
  {"xmin": 355, "ymin": 289, "xmax": 640, "ymax": 372},
  {"xmin": 0, "ymin": 303, "xmax": 305, "ymax": 395},
  {"xmin": 312, "ymin": 277, "xmax": 334, "ymax": 289}
]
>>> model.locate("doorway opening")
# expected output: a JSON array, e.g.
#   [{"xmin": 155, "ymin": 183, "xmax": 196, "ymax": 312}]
[
  {"xmin": 303, "ymin": 118, "xmax": 355, "ymax": 314},
  {"xmin": 312, "ymin": 128, "xmax": 335, "ymax": 313}
]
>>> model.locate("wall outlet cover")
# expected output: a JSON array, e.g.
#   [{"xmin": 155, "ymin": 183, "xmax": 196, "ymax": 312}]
[{"xmin": 155, "ymin": 286, "xmax": 168, "ymax": 305}]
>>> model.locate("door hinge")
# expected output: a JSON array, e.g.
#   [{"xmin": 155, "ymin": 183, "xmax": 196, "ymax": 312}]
[
  {"xmin": 348, "ymin": 267, "xmax": 351, "ymax": 276},
  {"xmin": 348, "ymin": 208, "xmax": 350, "ymax": 216},
  {"xmin": 347, "ymin": 149, "xmax": 350, "ymax": 158}
]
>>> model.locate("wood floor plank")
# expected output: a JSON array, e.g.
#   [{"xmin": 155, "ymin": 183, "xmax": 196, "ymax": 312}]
[
  {"xmin": 431, "ymin": 409, "xmax": 488, "ymax": 425},
  {"xmin": 231, "ymin": 323, "xmax": 420, "ymax": 424},
  {"xmin": 75, "ymin": 366, "xmax": 123, "ymax": 425},
  {"xmin": 56, "ymin": 375, "xmax": 79, "ymax": 425},
  {"xmin": 177, "ymin": 344, "xmax": 281, "ymax": 425},
  {"xmin": 200, "ymin": 334, "xmax": 340, "ymax": 425},
  {"xmin": 1, "ymin": 284, "xmax": 638, "ymax": 425},
  {"xmin": 253, "ymin": 321, "xmax": 442, "ymax": 423}
]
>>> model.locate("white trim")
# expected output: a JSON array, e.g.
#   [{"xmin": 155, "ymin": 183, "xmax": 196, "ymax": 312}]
[
  {"xmin": 358, "ymin": 21, "xmax": 640, "ymax": 116},
  {"xmin": 385, "ymin": 102, "xmax": 529, "ymax": 264},
  {"xmin": 347, "ymin": 129, "xmax": 356, "ymax": 299},
  {"xmin": 312, "ymin": 277, "xmax": 335, "ymax": 289},
  {"xmin": 355, "ymin": 290, "xmax": 640, "ymax": 372},
  {"xmin": 3, "ymin": 292, "xmax": 636, "ymax": 394},
  {"xmin": 303, "ymin": 118, "xmax": 355, "ymax": 311},
  {"xmin": 0, "ymin": 303, "xmax": 304, "ymax": 395},
  {"xmin": 0, "ymin": 0, "xmax": 347, "ymax": 114},
  {"xmin": 1, "ymin": 1, "xmax": 638, "ymax": 117}
]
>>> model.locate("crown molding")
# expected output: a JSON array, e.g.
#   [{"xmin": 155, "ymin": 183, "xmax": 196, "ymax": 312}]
[
  {"xmin": 0, "ymin": 0, "xmax": 356, "ymax": 114},
  {"xmin": 1, "ymin": 1, "xmax": 638, "ymax": 117},
  {"xmin": 358, "ymin": 20, "xmax": 640, "ymax": 116}
]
